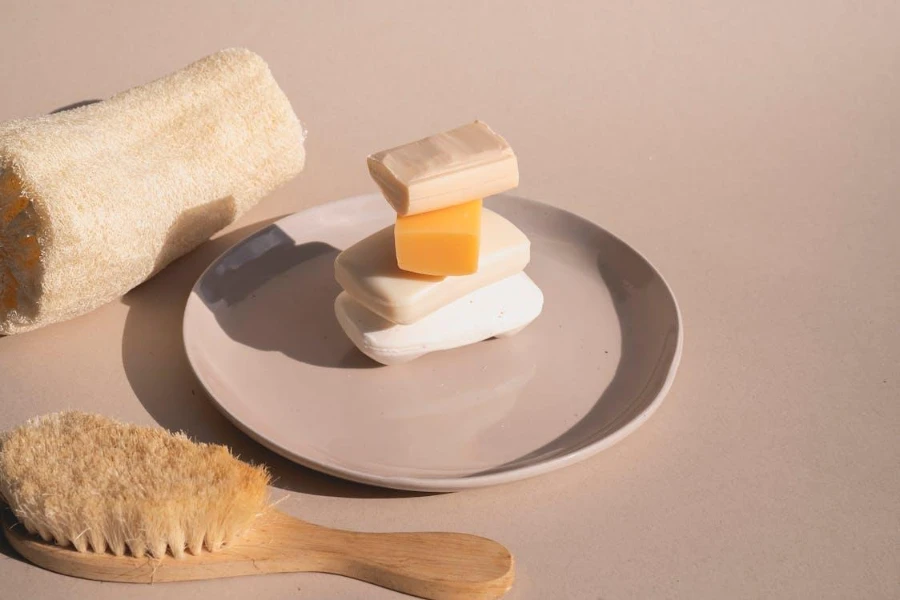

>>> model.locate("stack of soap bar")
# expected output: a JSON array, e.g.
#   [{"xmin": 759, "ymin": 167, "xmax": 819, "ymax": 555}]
[
  {"xmin": 335, "ymin": 209, "xmax": 531, "ymax": 324},
  {"xmin": 334, "ymin": 121, "xmax": 543, "ymax": 365}
]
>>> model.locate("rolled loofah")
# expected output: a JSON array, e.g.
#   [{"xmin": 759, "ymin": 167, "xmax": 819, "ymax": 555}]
[
  {"xmin": 0, "ymin": 48, "xmax": 306, "ymax": 334},
  {"xmin": 0, "ymin": 412, "xmax": 270, "ymax": 559}
]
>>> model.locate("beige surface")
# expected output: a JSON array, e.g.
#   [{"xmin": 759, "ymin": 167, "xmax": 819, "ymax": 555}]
[{"xmin": 0, "ymin": 1, "xmax": 898, "ymax": 598}]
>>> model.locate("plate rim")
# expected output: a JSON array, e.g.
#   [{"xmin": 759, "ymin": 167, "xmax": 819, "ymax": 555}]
[{"xmin": 183, "ymin": 193, "xmax": 684, "ymax": 492}]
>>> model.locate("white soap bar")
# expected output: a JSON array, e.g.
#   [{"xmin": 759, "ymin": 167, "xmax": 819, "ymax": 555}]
[
  {"xmin": 367, "ymin": 121, "xmax": 519, "ymax": 216},
  {"xmin": 334, "ymin": 208, "xmax": 530, "ymax": 324},
  {"xmin": 335, "ymin": 272, "xmax": 543, "ymax": 365}
]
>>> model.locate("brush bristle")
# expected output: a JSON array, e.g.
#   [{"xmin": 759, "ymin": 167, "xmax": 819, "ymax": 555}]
[{"xmin": 0, "ymin": 412, "xmax": 270, "ymax": 559}]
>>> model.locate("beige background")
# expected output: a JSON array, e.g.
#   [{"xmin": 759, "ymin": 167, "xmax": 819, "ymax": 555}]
[{"xmin": 1, "ymin": 1, "xmax": 898, "ymax": 598}]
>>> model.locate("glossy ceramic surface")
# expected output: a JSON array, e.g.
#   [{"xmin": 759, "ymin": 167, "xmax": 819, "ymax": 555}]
[{"xmin": 183, "ymin": 194, "xmax": 682, "ymax": 491}]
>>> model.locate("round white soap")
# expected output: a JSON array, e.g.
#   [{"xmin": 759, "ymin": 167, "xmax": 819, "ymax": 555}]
[{"xmin": 334, "ymin": 272, "xmax": 543, "ymax": 366}]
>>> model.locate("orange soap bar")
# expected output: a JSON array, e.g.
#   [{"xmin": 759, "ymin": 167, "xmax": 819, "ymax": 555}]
[{"xmin": 394, "ymin": 199, "xmax": 482, "ymax": 276}]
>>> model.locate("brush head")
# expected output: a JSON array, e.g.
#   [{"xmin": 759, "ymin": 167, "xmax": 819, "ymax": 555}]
[{"xmin": 0, "ymin": 412, "xmax": 269, "ymax": 559}]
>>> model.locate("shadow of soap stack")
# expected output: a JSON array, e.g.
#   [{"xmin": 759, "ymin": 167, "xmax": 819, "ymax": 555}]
[
  {"xmin": 194, "ymin": 225, "xmax": 373, "ymax": 369},
  {"xmin": 121, "ymin": 212, "xmax": 427, "ymax": 499}
]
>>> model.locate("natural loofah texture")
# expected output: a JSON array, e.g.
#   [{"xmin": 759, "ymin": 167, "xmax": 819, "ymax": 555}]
[
  {"xmin": 0, "ymin": 48, "xmax": 306, "ymax": 334},
  {"xmin": 0, "ymin": 412, "xmax": 270, "ymax": 559}
]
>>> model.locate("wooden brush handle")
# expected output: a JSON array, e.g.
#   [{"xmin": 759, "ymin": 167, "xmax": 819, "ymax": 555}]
[
  {"xmin": 274, "ymin": 511, "xmax": 515, "ymax": 599},
  {"xmin": 3, "ymin": 509, "xmax": 514, "ymax": 599}
]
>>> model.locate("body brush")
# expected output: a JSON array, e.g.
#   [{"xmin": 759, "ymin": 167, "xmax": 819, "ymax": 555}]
[{"xmin": 0, "ymin": 412, "xmax": 513, "ymax": 599}]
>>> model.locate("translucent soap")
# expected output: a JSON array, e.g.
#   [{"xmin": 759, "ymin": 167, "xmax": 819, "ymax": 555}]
[{"xmin": 395, "ymin": 199, "xmax": 482, "ymax": 276}]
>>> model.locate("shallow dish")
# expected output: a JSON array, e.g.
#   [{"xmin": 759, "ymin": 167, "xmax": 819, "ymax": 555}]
[{"xmin": 183, "ymin": 194, "xmax": 682, "ymax": 491}]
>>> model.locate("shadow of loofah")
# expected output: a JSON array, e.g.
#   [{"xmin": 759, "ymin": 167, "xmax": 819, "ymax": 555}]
[{"xmin": 49, "ymin": 99, "xmax": 102, "ymax": 114}]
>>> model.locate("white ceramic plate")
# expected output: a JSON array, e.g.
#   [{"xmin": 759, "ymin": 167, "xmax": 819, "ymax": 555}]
[{"xmin": 183, "ymin": 194, "xmax": 682, "ymax": 491}]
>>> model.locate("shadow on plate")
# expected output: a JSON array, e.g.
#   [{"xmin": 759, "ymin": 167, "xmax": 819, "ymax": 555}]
[
  {"xmin": 194, "ymin": 224, "xmax": 375, "ymax": 369},
  {"xmin": 121, "ymin": 216, "xmax": 429, "ymax": 499}
]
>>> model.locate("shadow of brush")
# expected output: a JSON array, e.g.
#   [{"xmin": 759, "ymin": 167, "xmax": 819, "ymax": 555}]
[
  {"xmin": 121, "ymin": 213, "xmax": 432, "ymax": 500},
  {"xmin": 0, "ymin": 504, "xmax": 22, "ymax": 562}
]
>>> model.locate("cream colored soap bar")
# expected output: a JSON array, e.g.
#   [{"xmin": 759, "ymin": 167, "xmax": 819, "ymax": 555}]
[
  {"xmin": 335, "ymin": 272, "xmax": 543, "ymax": 365},
  {"xmin": 367, "ymin": 121, "xmax": 519, "ymax": 216},
  {"xmin": 334, "ymin": 208, "xmax": 530, "ymax": 324}
]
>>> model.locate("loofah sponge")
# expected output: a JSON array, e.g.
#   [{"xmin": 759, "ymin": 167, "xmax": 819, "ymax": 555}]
[
  {"xmin": 0, "ymin": 412, "xmax": 270, "ymax": 559},
  {"xmin": 0, "ymin": 48, "xmax": 306, "ymax": 334}
]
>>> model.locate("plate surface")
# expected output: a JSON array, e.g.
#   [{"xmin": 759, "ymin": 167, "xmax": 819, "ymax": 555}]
[{"xmin": 183, "ymin": 194, "xmax": 682, "ymax": 491}]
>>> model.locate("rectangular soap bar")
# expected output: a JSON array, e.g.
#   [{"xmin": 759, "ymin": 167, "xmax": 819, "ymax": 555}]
[
  {"xmin": 335, "ymin": 272, "xmax": 544, "ymax": 365},
  {"xmin": 395, "ymin": 198, "xmax": 482, "ymax": 276},
  {"xmin": 367, "ymin": 121, "xmax": 519, "ymax": 216},
  {"xmin": 334, "ymin": 208, "xmax": 530, "ymax": 324}
]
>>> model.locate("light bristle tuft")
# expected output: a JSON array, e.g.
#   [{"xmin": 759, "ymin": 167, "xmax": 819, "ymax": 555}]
[
  {"xmin": 36, "ymin": 525, "xmax": 52, "ymax": 542},
  {"xmin": 187, "ymin": 529, "xmax": 205, "ymax": 556},
  {"xmin": 0, "ymin": 412, "xmax": 270, "ymax": 559},
  {"xmin": 88, "ymin": 530, "xmax": 107, "ymax": 555},
  {"xmin": 168, "ymin": 527, "xmax": 186, "ymax": 559},
  {"xmin": 71, "ymin": 533, "xmax": 88, "ymax": 553},
  {"xmin": 126, "ymin": 538, "xmax": 145, "ymax": 559}
]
